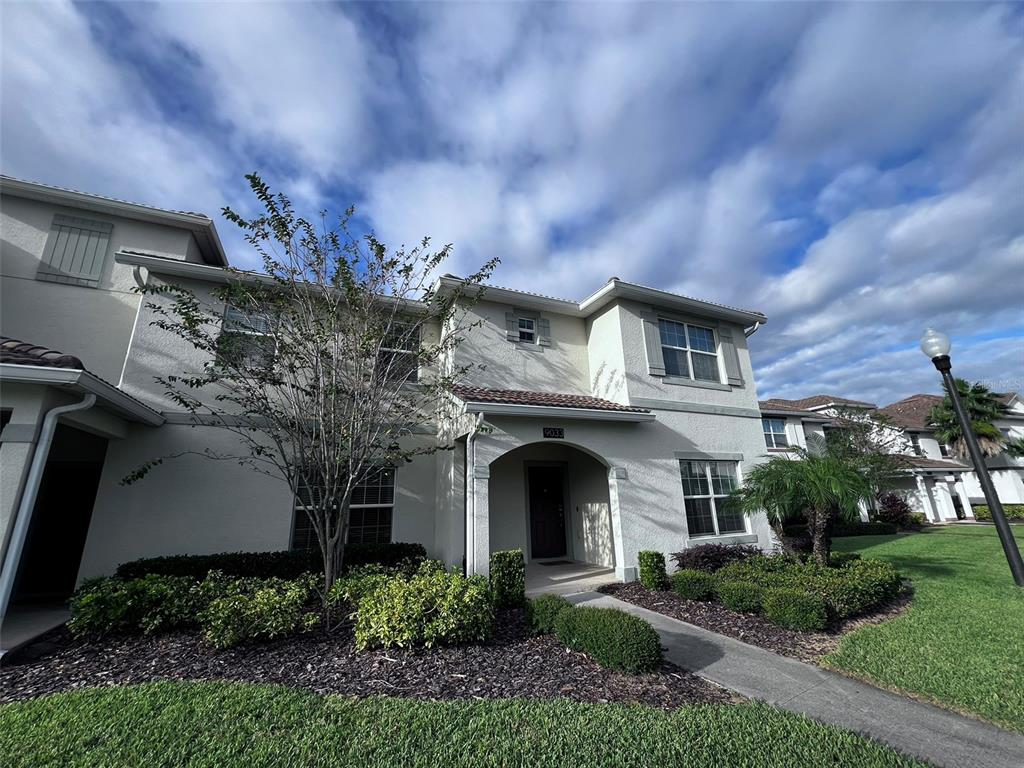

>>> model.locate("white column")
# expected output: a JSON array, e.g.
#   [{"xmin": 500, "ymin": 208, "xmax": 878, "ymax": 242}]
[
  {"xmin": 607, "ymin": 466, "xmax": 631, "ymax": 582},
  {"xmin": 954, "ymin": 477, "xmax": 975, "ymax": 519},
  {"xmin": 469, "ymin": 464, "xmax": 490, "ymax": 576},
  {"xmin": 915, "ymin": 475, "xmax": 940, "ymax": 522},
  {"xmin": 931, "ymin": 480, "xmax": 956, "ymax": 521}
]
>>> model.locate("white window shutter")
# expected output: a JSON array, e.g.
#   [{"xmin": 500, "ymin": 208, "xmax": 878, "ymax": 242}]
[
  {"xmin": 718, "ymin": 326, "xmax": 744, "ymax": 387},
  {"xmin": 505, "ymin": 311, "xmax": 520, "ymax": 341},
  {"xmin": 537, "ymin": 317, "xmax": 551, "ymax": 346}
]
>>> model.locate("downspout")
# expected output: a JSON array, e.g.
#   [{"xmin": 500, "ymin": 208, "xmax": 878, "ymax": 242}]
[
  {"xmin": 0, "ymin": 393, "xmax": 96, "ymax": 629},
  {"xmin": 744, "ymin": 321, "xmax": 762, "ymax": 338},
  {"xmin": 465, "ymin": 412, "xmax": 484, "ymax": 575}
]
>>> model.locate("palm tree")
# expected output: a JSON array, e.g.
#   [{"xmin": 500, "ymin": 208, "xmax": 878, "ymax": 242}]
[
  {"xmin": 928, "ymin": 379, "xmax": 1008, "ymax": 459},
  {"xmin": 730, "ymin": 435, "xmax": 873, "ymax": 565},
  {"xmin": 1007, "ymin": 436, "xmax": 1024, "ymax": 459}
]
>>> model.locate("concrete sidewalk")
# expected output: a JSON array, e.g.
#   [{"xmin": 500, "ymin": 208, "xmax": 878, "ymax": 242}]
[{"xmin": 569, "ymin": 592, "xmax": 1024, "ymax": 768}]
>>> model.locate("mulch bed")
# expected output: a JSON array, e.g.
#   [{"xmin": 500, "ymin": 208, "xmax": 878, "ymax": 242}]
[
  {"xmin": 601, "ymin": 583, "xmax": 911, "ymax": 663},
  {"xmin": 0, "ymin": 608, "xmax": 733, "ymax": 709}
]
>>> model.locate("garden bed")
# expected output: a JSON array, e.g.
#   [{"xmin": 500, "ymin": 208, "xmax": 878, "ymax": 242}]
[
  {"xmin": 602, "ymin": 582, "xmax": 911, "ymax": 663},
  {"xmin": 0, "ymin": 608, "xmax": 731, "ymax": 709}
]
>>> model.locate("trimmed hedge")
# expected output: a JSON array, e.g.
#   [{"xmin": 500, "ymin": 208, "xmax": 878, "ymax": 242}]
[
  {"xmin": 354, "ymin": 565, "xmax": 493, "ymax": 650},
  {"xmin": 489, "ymin": 549, "xmax": 526, "ymax": 607},
  {"xmin": 671, "ymin": 543, "xmax": 760, "ymax": 573},
  {"xmin": 716, "ymin": 580, "xmax": 763, "ymax": 613},
  {"xmin": 672, "ymin": 569, "xmax": 717, "ymax": 600},
  {"xmin": 526, "ymin": 594, "xmax": 572, "ymax": 635},
  {"xmin": 638, "ymin": 551, "xmax": 668, "ymax": 590},
  {"xmin": 783, "ymin": 522, "xmax": 897, "ymax": 538},
  {"xmin": 201, "ymin": 576, "xmax": 319, "ymax": 649},
  {"xmin": 114, "ymin": 543, "xmax": 427, "ymax": 580},
  {"xmin": 554, "ymin": 606, "xmax": 662, "ymax": 674},
  {"xmin": 973, "ymin": 504, "xmax": 1024, "ymax": 521},
  {"xmin": 763, "ymin": 588, "xmax": 828, "ymax": 631}
]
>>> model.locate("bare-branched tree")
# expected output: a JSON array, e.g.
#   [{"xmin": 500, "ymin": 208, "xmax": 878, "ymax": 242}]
[{"xmin": 124, "ymin": 174, "xmax": 497, "ymax": 593}]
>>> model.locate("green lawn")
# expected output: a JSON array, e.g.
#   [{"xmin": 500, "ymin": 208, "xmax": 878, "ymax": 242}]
[
  {"xmin": 0, "ymin": 680, "xmax": 927, "ymax": 767},
  {"xmin": 826, "ymin": 526, "xmax": 1024, "ymax": 731}
]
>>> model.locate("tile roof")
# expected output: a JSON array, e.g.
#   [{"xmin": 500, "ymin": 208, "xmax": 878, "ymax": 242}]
[
  {"xmin": 773, "ymin": 394, "xmax": 878, "ymax": 410},
  {"xmin": 877, "ymin": 394, "xmax": 943, "ymax": 431},
  {"xmin": 0, "ymin": 337, "xmax": 85, "ymax": 369},
  {"xmin": 902, "ymin": 456, "xmax": 971, "ymax": 471},
  {"xmin": 452, "ymin": 386, "xmax": 651, "ymax": 413},
  {"xmin": 758, "ymin": 400, "xmax": 832, "ymax": 418}
]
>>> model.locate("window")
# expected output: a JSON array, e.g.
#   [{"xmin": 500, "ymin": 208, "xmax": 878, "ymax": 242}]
[
  {"xmin": 679, "ymin": 460, "xmax": 745, "ymax": 537},
  {"xmin": 910, "ymin": 433, "xmax": 923, "ymax": 457},
  {"xmin": 378, "ymin": 323, "xmax": 420, "ymax": 383},
  {"xmin": 518, "ymin": 317, "xmax": 536, "ymax": 343},
  {"xmin": 217, "ymin": 306, "xmax": 275, "ymax": 370},
  {"xmin": 292, "ymin": 466, "xmax": 396, "ymax": 549},
  {"xmin": 939, "ymin": 442, "xmax": 950, "ymax": 458},
  {"xmin": 762, "ymin": 418, "xmax": 789, "ymax": 449},
  {"xmin": 658, "ymin": 319, "xmax": 720, "ymax": 382},
  {"xmin": 37, "ymin": 214, "xmax": 113, "ymax": 287}
]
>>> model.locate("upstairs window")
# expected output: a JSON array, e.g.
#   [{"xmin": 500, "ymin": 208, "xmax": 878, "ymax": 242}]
[
  {"xmin": 291, "ymin": 466, "xmax": 396, "ymax": 549},
  {"xmin": 939, "ymin": 443, "xmax": 950, "ymax": 458},
  {"xmin": 658, "ymin": 319, "xmax": 720, "ymax": 382},
  {"xmin": 910, "ymin": 433, "xmax": 923, "ymax": 457},
  {"xmin": 679, "ymin": 460, "xmax": 745, "ymax": 537},
  {"xmin": 518, "ymin": 317, "xmax": 536, "ymax": 343},
  {"xmin": 217, "ymin": 306, "xmax": 275, "ymax": 371},
  {"xmin": 37, "ymin": 214, "xmax": 113, "ymax": 288},
  {"xmin": 762, "ymin": 418, "xmax": 789, "ymax": 449},
  {"xmin": 378, "ymin": 322, "xmax": 420, "ymax": 383}
]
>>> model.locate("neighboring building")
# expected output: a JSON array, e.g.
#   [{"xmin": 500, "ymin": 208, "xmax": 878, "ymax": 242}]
[{"xmin": 1, "ymin": 176, "xmax": 777, "ymax": 643}]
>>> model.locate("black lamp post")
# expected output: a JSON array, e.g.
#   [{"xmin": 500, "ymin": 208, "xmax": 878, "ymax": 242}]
[{"xmin": 921, "ymin": 328, "xmax": 1024, "ymax": 587}]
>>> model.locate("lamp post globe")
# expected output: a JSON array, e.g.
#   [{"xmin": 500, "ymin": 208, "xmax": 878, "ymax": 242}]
[{"xmin": 920, "ymin": 328, "xmax": 950, "ymax": 360}]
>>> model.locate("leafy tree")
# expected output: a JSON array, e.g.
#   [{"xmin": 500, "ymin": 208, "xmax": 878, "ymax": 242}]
[
  {"xmin": 1007, "ymin": 436, "xmax": 1024, "ymax": 459},
  {"xmin": 731, "ymin": 435, "xmax": 874, "ymax": 565},
  {"xmin": 125, "ymin": 174, "xmax": 497, "ymax": 594},
  {"xmin": 823, "ymin": 407, "xmax": 911, "ymax": 503},
  {"xmin": 928, "ymin": 379, "xmax": 1008, "ymax": 459}
]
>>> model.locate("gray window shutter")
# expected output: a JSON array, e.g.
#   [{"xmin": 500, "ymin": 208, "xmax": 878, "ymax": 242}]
[
  {"xmin": 537, "ymin": 317, "xmax": 551, "ymax": 346},
  {"xmin": 505, "ymin": 311, "xmax": 520, "ymax": 341},
  {"xmin": 37, "ymin": 214, "xmax": 113, "ymax": 287},
  {"xmin": 719, "ymin": 326, "xmax": 744, "ymax": 387},
  {"xmin": 642, "ymin": 312, "xmax": 666, "ymax": 376}
]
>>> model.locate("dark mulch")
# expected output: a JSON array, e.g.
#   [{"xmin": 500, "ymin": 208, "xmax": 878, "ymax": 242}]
[
  {"xmin": 602, "ymin": 583, "xmax": 911, "ymax": 663},
  {"xmin": 0, "ymin": 609, "xmax": 733, "ymax": 709}
]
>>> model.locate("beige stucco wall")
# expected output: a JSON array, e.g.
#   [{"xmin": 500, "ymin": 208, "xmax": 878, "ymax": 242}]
[{"xmin": 585, "ymin": 303, "xmax": 629, "ymax": 404}]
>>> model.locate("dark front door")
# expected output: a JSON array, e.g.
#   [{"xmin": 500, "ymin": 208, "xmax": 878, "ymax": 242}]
[{"xmin": 528, "ymin": 465, "xmax": 566, "ymax": 559}]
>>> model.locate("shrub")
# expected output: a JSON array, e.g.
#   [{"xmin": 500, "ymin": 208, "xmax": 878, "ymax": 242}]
[
  {"xmin": 200, "ymin": 576, "xmax": 319, "ymax": 649},
  {"xmin": 115, "ymin": 543, "xmax": 427, "ymax": 581},
  {"xmin": 672, "ymin": 569, "xmax": 717, "ymax": 600},
  {"xmin": 638, "ymin": 551, "xmax": 668, "ymax": 590},
  {"xmin": 354, "ymin": 568, "xmax": 493, "ymax": 650},
  {"xmin": 526, "ymin": 594, "xmax": 572, "ymax": 635},
  {"xmin": 326, "ymin": 565, "xmax": 394, "ymax": 611},
  {"xmin": 69, "ymin": 575, "xmax": 203, "ymax": 639},
  {"xmin": 829, "ymin": 552, "xmax": 862, "ymax": 568},
  {"xmin": 873, "ymin": 492, "xmax": 914, "ymax": 528},
  {"xmin": 907, "ymin": 512, "xmax": 927, "ymax": 527},
  {"xmin": 489, "ymin": 549, "xmax": 525, "ymax": 607},
  {"xmin": 671, "ymin": 543, "xmax": 760, "ymax": 573},
  {"xmin": 762, "ymin": 588, "xmax": 828, "ymax": 631},
  {"xmin": 783, "ymin": 521, "xmax": 897, "ymax": 538},
  {"xmin": 717, "ymin": 581, "xmax": 763, "ymax": 613},
  {"xmin": 554, "ymin": 606, "xmax": 662, "ymax": 673},
  {"xmin": 973, "ymin": 504, "xmax": 1024, "ymax": 521}
]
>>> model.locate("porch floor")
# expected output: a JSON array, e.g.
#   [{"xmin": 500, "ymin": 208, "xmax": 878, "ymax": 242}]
[
  {"xmin": 525, "ymin": 561, "xmax": 617, "ymax": 597},
  {"xmin": 0, "ymin": 606, "xmax": 69, "ymax": 663}
]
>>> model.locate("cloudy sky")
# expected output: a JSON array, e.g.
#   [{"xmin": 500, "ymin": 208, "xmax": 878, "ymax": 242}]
[{"xmin": 2, "ymin": 1, "xmax": 1022, "ymax": 405}]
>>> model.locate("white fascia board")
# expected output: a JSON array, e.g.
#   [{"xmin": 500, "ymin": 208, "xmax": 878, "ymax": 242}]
[
  {"xmin": 578, "ymin": 280, "xmax": 767, "ymax": 325},
  {"xmin": 460, "ymin": 400, "xmax": 655, "ymax": 422},
  {"xmin": 0, "ymin": 364, "xmax": 164, "ymax": 426},
  {"xmin": 434, "ymin": 277, "xmax": 582, "ymax": 316}
]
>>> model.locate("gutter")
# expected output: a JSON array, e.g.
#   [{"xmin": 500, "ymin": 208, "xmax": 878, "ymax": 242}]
[
  {"xmin": 0, "ymin": 393, "xmax": 96, "ymax": 634},
  {"xmin": 0, "ymin": 364, "xmax": 164, "ymax": 426},
  {"xmin": 460, "ymin": 401, "xmax": 655, "ymax": 423}
]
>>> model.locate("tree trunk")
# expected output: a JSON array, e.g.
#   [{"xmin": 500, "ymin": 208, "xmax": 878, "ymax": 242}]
[{"xmin": 808, "ymin": 507, "xmax": 834, "ymax": 565}]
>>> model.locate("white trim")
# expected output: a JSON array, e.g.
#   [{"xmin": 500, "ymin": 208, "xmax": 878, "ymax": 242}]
[
  {"xmin": 459, "ymin": 400, "xmax": 655, "ymax": 422},
  {"xmin": 0, "ymin": 364, "xmax": 164, "ymax": 426}
]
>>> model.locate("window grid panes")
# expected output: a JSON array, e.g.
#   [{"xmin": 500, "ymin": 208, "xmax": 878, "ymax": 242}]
[
  {"xmin": 379, "ymin": 323, "xmax": 420, "ymax": 383},
  {"xmin": 679, "ymin": 460, "xmax": 745, "ymax": 537},
  {"xmin": 292, "ymin": 467, "xmax": 396, "ymax": 549},
  {"xmin": 762, "ymin": 418, "xmax": 789, "ymax": 449},
  {"xmin": 218, "ymin": 306, "xmax": 276, "ymax": 370},
  {"xmin": 658, "ymin": 319, "xmax": 720, "ymax": 383},
  {"xmin": 518, "ymin": 317, "xmax": 536, "ymax": 343}
]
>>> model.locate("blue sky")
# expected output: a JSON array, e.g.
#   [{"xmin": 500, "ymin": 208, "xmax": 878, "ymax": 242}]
[{"xmin": 2, "ymin": 1, "xmax": 1021, "ymax": 405}]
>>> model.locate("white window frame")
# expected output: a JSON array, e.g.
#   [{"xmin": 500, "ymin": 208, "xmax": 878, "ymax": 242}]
[
  {"xmin": 218, "ymin": 306, "xmax": 276, "ymax": 370},
  {"xmin": 762, "ymin": 418, "xmax": 789, "ymax": 449},
  {"xmin": 658, "ymin": 318, "xmax": 721, "ymax": 383},
  {"xmin": 679, "ymin": 460, "xmax": 746, "ymax": 538},
  {"xmin": 518, "ymin": 317, "xmax": 536, "ymax": 344}
]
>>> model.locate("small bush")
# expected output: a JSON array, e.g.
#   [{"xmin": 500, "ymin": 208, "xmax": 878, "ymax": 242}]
[
  {"xmin": 355, "ymin": 568, "xmax": 493, "ymax": 650},
  {"xmin": 526, "ymin": 594, "xmax": 573, "ymax": 635},
  {"xmin": 554, "ymin": 606, "xmax": 662, "ymax": 673},
  {"xmin": 717, "ymin": 581, "xmax": 763, "ymax": 613},
  {"xmin": 326, "ymin": 565, "xmax": 394, "ymax": 610},
  {"xmin": 783, "ymin": 521, "xmax": 897, "ymax": 538},
  {"xmin": 829, "ymin": 552, "xmax": 862, "ymax": 568},
  {"xmin": 672, "ymin": 569, "xmax": 717, "ymax": 600},
  {"xmin": 873, "ymin": 492, "xmax": 914, "ymax": 528},
  {"xmin": 115, "ymin": 543, "xmax": 427, "ymax": 581},
  {"xmin": 200, "ymin": 576, "xmax": 319, "ymax": 649},
  {"xmin": 638, "ymin": 551, "xmax": 668, "ymax": 590},
  {"xmin": 69, "ymin": 575, "xmax": 203, "ymax": 639},
  {"xmin": 671, "ymin": 543, "xmax": 760, "ymax": 573},
  {"xmin": 762, "ymin": 588, "xmax": 828, "ymax": 631},
  {"xmin": 973, "ymin": 504, "xmax": 1024, "ymax": 521},
  {"xmin": 489, "ymin": 549, "xmax": 525, "ymax": 607},
  {"xmin": 907, "ymin": 512, "xmax": 927, "ymax": 527}
]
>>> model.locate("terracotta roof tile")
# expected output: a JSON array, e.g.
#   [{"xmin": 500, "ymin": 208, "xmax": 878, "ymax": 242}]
[
  {"xmin": 0, "ymin": 337, "xmax": 85, "ymax": 370},
  {"xmin": 877, "ymin": 394, "xmax": 943, "ymax": 431},
  {"xmin": 452, "ymin": 386, "xmax": 650, "ymax": 413},
  {"xmin": 758, "ymin": 400, "xmax": 832, "ymax": 418},
  {"xmin": 902, "ymin": 456, "xmax": 970, "ymax": 471},
  {"xmin": 772, "ymin": 394, "xmax": 877, "ymax": 410}
]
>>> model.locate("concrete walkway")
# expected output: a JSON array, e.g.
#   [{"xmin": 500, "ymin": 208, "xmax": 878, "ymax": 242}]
[{"xmin": 570, "ymin": 592, "xmax": 1024, "ymax": 768}]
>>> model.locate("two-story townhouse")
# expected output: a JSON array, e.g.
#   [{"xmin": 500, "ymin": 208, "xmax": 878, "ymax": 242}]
[{"xmin": 0, "ymin": 175, "xmax": 775, "ymax": 654}]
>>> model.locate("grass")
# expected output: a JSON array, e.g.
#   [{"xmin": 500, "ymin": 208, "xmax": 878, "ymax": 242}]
[
  {"xmin": 826, "ymin": 526, "xmax": 1024, "ymax": 732},
  {"xmin": 0, "ymin": 680, "xmax": 928, "ymax": 767}
]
